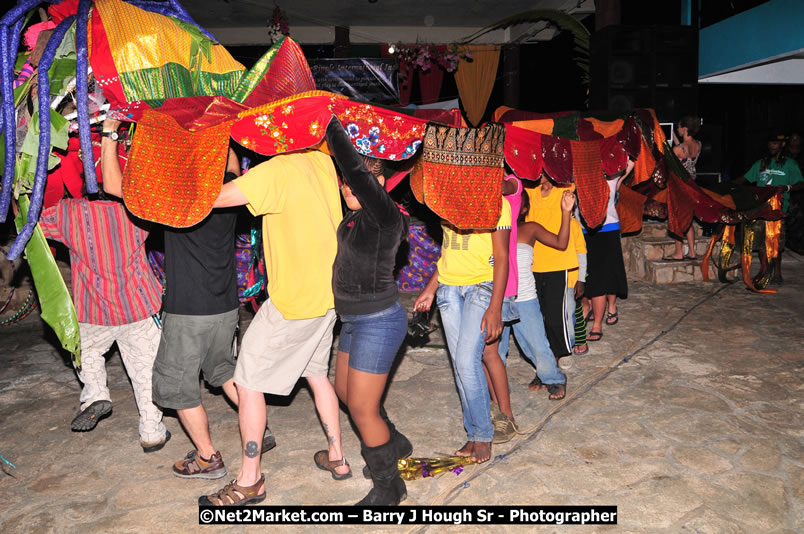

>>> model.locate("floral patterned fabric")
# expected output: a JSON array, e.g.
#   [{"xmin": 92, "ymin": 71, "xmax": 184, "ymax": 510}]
[{"xmin": 229, "ymin": 92, "xmax": 428, "ymax": 161}]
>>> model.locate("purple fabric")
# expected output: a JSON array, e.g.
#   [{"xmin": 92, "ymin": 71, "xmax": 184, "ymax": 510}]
[
  {"xmin": 8, "ymin": 15, "xmax": 76, "ymax": 261},
  {"xmin": 76, "ymin": 0, "xmax": 97, "ymax": 194},
  {"xmin": 0, "ymin": 23, "xmax": 16, "ymax": 223},
  {"xmin": 1, "ymin": 0, "xmax": 47, "ymax": 222},
  {"xmin": 396, "ymin": 224, "xmax": 441, "ymax": 292}
]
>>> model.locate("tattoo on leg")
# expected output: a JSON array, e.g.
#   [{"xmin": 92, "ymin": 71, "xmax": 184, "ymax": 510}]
[
  {"xmin": 323, "ymin": 423, "xmax": 336, "ymax": 445},
  {"xmin": 245, "ymin": 440, "xmax": 259, "ymax": 458}
]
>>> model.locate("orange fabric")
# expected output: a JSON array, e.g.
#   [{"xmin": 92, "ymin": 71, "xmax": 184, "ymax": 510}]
[
  {"xmin": 666, "ymin": 171, "xmax": 695, "ymax": 236},
  {"xmin": 586, "ymin": 117, "xmax": 624, "ymax": 138},
  {"xmin": 632, "ymin": 137, "xmax": 656, "ymax": 186},
  {"xmin": 616, "ymin": 185, "xmax": 647, "ymax": 234},
  {"xmin": 419, "ymin": 123, "xmax": 505, "ymax": 229},
  {"xmin": 698, "ymin": 188, "xmax": 737, "ymax": 210},
  {"xmin": 507, "ymin": 119, "xmax": 555, "ymax": 135},
  {"xmin": 123, "ymin": 110, "xmax": 235, "ymax": 227},
  {"xmin": 765, "ymin": 194, "xmax": 782, "ymax": 259},
  {"xmin": 455, "ymin": 45, "xmax": 501, "ymax": 126},
  {"xmin": 493, "ymin": 106, "xmax": 515, "ymax": 122}
]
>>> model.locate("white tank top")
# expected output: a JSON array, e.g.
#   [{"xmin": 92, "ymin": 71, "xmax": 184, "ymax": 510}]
[{"xmin": 516, "ymin": 243, "xmax": 538, "ymax": 302}]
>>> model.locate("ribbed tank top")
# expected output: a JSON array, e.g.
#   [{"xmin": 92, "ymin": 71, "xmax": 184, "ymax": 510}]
[{"xmin": 516, "ymin": 243, "xmax": 537, "ymax": 302}]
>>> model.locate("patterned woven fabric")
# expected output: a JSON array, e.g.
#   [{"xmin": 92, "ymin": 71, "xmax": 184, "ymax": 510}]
[
  {"xmin": 95, "ymin": 0, "xmax": 244, "ymax": 103},
  {"xmin": 418, "ymin": 123, "xmax": 505, "ymax": 229},
  {"xmin": 232, "ymin": 36, "xmax": 316, "ymax": 107},
  {"xmin": 571, "ymin": 139, "xmax": 608, "ymax": 229},
  {"xmin": 123, "ymin": 110, "xmax": 235, "ymax": 227}
]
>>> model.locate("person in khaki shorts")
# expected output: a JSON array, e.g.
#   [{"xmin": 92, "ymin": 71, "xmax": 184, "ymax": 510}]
[{"xmin": 198, "ymin": 147, "xmax": 348, "ymax": 506}]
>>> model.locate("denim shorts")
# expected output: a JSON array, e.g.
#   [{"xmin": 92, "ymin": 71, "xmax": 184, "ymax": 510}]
[{"xmin": 337, "ymin": 300, "xmax": 408, "ymax": 374}]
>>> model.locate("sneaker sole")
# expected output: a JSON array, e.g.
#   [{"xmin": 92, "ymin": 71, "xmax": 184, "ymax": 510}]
[
  {"xmin": 71, "ymin": 400, "xmax": 112, "ymax": 432},
  {"xmin": 172, "ymin": 467, "xmax": 228, "ymax": 480}
]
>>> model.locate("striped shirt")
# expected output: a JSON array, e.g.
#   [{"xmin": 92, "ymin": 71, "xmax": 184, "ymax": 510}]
[{"xmin": 39, "ymin": 199, "xmax": 162, "ymax": 325}]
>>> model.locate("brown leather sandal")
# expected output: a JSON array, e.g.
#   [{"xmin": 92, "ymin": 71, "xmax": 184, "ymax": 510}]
[
  {"xmin": 313, "ymin": 450, "xmax": 352, "ymax": 480},
  {"xmin": 197, "ymin": 474, "xmax": 266, "ymax": 506}
]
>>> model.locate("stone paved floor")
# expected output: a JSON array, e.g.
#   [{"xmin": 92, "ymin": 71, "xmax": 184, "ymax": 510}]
[{"xmin": 0, "ymin": 253, "xmax": 802, "ymax": 533}]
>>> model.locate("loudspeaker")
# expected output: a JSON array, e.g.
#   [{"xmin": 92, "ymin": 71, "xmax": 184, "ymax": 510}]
[{"xmin": 591, "ymin": 25, "xmax": 698, "ymax": 121}]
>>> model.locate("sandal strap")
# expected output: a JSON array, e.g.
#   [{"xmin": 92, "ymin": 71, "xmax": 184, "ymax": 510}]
[
  {"xmin": 208, "ymin": 475, "xmax": 265, "ymax": 505},
  {"xmin": 315, "ymin": 450, "xmax": 348, "ymax": 468}
]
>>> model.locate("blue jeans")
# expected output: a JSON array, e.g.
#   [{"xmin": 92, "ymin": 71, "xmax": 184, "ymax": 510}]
[
  {"xmin": 436, "ymin": 282, "xmax": 495, "ymax": 443},
  {"xmin": 338, "ymin": 301, "xmax": 408, "ymax": 374},
  {"xmin": 499, "ymin": 298, "xmax": 566, "ymax": 385}
]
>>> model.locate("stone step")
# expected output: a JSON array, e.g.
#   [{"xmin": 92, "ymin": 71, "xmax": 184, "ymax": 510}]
[
  {"xmin": 640, "ymin": 220, "xmax": 708, "ymax": 239},
  {"xmin": 645, "ymin": 257, "xmax": 716, "ymax": 284},
  {"xmin": 638, "ymin": 236, "xmax": 712, "ymax": 261}
]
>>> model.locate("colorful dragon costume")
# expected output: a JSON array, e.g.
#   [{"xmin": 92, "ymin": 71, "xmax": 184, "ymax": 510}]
[{"xmin": 0, "ymin": 0, "xmax": 786, "ymax": 364}]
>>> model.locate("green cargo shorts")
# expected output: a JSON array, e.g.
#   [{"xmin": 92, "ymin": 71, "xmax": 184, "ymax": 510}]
[{"xmin": 152, "ymin": 309, "xmax": 238, "ymax": 410}]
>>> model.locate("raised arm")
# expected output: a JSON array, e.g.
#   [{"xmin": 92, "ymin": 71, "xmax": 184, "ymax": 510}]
[
  {"xmin": 100, "ymin": 118, "xmax": 124, "ymax": 198},
  {"xmin": 325, "ymin": 117, "xmax": 398, "ymax": 224},
  {"xmin": 519, "ymin": 189, "xmax": 574, "ymax": 250}
]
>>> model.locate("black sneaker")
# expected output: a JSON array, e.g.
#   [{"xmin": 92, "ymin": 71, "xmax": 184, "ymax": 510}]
[{"xmin": 71, "ymin": 400, "xmax": 112, "ymax": 431}]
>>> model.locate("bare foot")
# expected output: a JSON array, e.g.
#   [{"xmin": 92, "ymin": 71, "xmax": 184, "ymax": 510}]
[
  {"xmin": 455, "ymin": 441, "xmax": 473, "ymax": 457},
  {"xmin": 528, "ymin": 375, "xmax": 545, "ymax": 392},
  {"xmin": 471, "ymin": 441, "xmax": 491, "ymax": 463}
]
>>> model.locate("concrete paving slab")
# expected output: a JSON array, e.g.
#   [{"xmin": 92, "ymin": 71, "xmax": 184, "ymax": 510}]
[{"xmin": 0, "ymin": 252, "xmax": 802, "ymax": 532}]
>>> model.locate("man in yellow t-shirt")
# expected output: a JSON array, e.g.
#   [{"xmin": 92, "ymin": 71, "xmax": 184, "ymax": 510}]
[
  {"xmin": 201, "ymin": 149, "xmax": 348, "ymax": 505},
  {"xmin": 525, "ymin": 176, "xmax": 577, "ymax": 364},
  {"xmin": 414, "ymin": 201, "xmax": 512, "ymax": 464}
]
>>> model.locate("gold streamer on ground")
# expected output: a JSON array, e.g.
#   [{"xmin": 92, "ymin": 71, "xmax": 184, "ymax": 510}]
[{"xmin": 398, "ymin": 456, "xmax": 477, "ymax": 481}]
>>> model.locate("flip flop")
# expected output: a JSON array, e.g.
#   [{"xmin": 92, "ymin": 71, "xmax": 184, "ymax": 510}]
[
  {"xmin": 588, "ymin": 331, "xmax": 603, "ymax": 342},
  {"xmin": 661, "ymin": 256, "xmax": 686, "ymax": 262},
  {"xmin": 605, "ymin": 311, "xmax": 619, "ymax": 325},
  {"xmin": 573, "ymin": 344, "xmax": 589, "ymax": 355},
  {"xmin": 684, "ymin": 255, "xmax": 698, "ymax": 261}
]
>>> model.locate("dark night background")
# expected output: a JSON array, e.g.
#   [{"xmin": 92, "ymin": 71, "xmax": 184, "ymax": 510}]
[{"xmin": 227, "ymin": 0, "xmax": 802, "ymax": 181}]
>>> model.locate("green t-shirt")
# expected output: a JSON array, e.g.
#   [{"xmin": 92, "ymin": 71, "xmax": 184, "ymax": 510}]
[{"xmin": 744, "ymin": 158, "xmax": 803, "ymax": 213}]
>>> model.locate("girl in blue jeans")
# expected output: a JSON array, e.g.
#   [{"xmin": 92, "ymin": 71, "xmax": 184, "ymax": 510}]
[
  {"xmin": 498, "ymin": 188, "xmax": 575, "ymax": 401},
  {"xmin": 325, "ymin": 120, "xmax": 410, "ymax": 505},
  {"xmin": 414, "ymin": 201, "xmax": 512, "ymax": 463}
]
